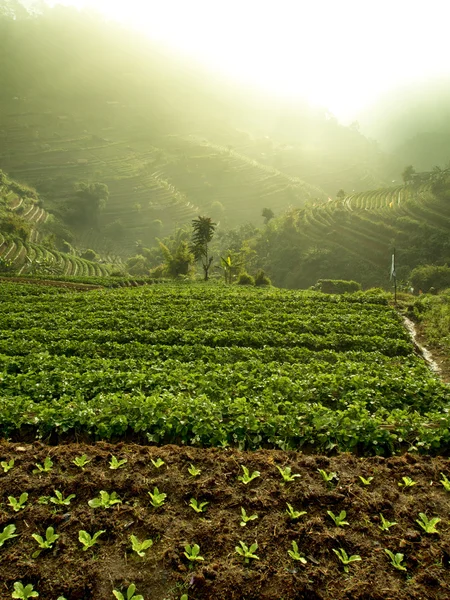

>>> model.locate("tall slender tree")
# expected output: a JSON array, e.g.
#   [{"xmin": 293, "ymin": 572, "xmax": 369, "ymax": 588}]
[{"xmin": 191, "ymin": 216, "xmax": 216, "ymax": 281}]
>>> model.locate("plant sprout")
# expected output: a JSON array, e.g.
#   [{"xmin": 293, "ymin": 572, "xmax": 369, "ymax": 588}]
[
  {"xmin": 78, "ymin": 530, "xmax": 105, "ymax": 551},
  {"xmin": 88, "ymin": 491, "xmax": 121, "ymax": 509},
  {"xmin": 286, "ymin": 503, "xmax": 306, "ymax": 521},
  {"xmin": 288, "ymin": 541, "xmax": 307, "ymax": 564},
  {"xmin": 72, "ymin": 455, "xmax": 91, "ymax": 469},
  {"xmin": 8, "ymin": 493, "xmax": 28, "ymax": 512},
  {"xmin": 238, "ymin": 465, "xmax": 260, "ymax": 484},
  {"xmin": 33, "ymin": 457, "xmax": 53, "ymax": 474},
  {"xmin": 327, "ymin": 510, "xmax": 349, "ymax": 527},
  {"xmin": 0, "ymin": 524, "xmax": 18, "ymax": 547},
  {"xmin": 130, "ymin": 534, "xmax": 153, "ymax": 557},
  {"xmin": 31, "ymin": 527, "xmax": 59, "ymax": 558},
  {"xmin": 1, "ymin": 458, "xmax": 14, "ymax": 473},
  {"xmin": 183, "ymin": 543, "xmax": 204, "ymax": 562},
  {"xmin": 148, "ymin": 487, "xmax": 166, "ymax": 508},
  {"xmin": 151, "ymin": 458, "xmax": 165, "ymax": 469},
  {"xmin": 235, "ymin": 541, "xmax": 259, "ymax": 564},
  {"xmin": 276, "ymin": 465, "xmax": 300, "ymax": 482},
  {"xmin": 379, "ymin": 514, "xmax": 397, "ymax": 531},
  {"xmin": 50, "ymin": 490, "xmax": 76, "ymax": 506},
  {"xmin": 109, "ymin": 456, "xmax": 127, "ymax": 470},
  {"xmin": 416, "ymin": 513, "xmax": 441, "ymax": 534},
  {"xmin": 318, "ymin": 469, "xmax": 337, "ymax": 484},
  {"xmin": 113, "ymin": 584, "xmax": 143, "ymax": 600},
  {"xmin": 439, "ymin": 473, "xmax": 450, "ymax": 492},
  {"xmin": 358, "ymin": 476, "xmax": 373, "ymax": 486},
  {"xmin": 384, "ymin": 548, "xmax": 407, "ymax": 571},
  {"xmin": 333, "ymin": 548, "xmax": 361, "ymax": 572},
  {"xmin": 189, "ymin": 498, "xmax": 208, "ymax": 513},
  {"xmin": 188, "ymin": 464, "xmax": 201, "ymax": 477},
  {"xmin": 11, "ymin": 582, "xmax": 38, "ymax": 599},
  {"xmin": 398, "ymin": 476, "xmax": 417, "ymax": 488},
  {"xmin": 240, "ymin": 507, "xmax": 258, "ymax": 526}
]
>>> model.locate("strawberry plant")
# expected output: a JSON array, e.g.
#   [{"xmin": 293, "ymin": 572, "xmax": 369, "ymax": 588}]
[
  {"xmin": 1, "ymin": 458, "xmax": 14, "ymax": 473},
  {"xmin": 148, "ymin": 487, "xmax": 166, "ymax": 508},
  {"xmin": 358, "ymin": 476, "xmax": 373, "ymax": 486},
  {"xmin": 398, "ymin": 476, "xmax": 417, "ymax": 488},
  {"xmin": 50, "ymin": 490, "xmax": 76, "ymax": 506},
  {"xmin": 379, "ymin": 514, "xmax": 397, "ymax": 531},
  {"xmin": 384, "ymin": 548, "xmax": 407, "ymax": 571},
  {"xmin": 11, "ymin": 582, "xmax": 38, "ymax": 599},
  {"xmin": 238, "ymin": 465, "xmax": 260, "ymax": 484},
  {"xmin": 113, "ymin": 584, "xmax": 143, "ymax": 600},
  {"xmin": 0, "ymin": 524, "xmax": 18, "ymax": 547},
  {"xmin": 416, "ymin": 513, "xmax": 441, "ymax": 534},
  {"xmin": 240, "ymin": 507, "xmax": 258, "ymax": 526},
  {"xmin": 31, "ymin": 526, "xmax": 59, "ymax": 558},
  {"xmin": 8, "ymin": 493, "xmax": 28, "ymax": 512},
  {"xmin": 439, "ymin": 473, "xmax": 450, "ymax": 491},
  {"xmin": 183, "ymin": 543, "xmax": 204, "ymax": 562},
  {"xmin": 78, "ymin": 529, "xmax": 105, "ymax": 551},
  {"xmin": 235, "ymin": 541, "xmax": 259, "ymax": 564},
  {"xmin": 130, "ymin": 534, "xmax": 153, "ymax": 557},
  {"xmin": 287, "ymin": 541, "xmax": 307, "ymax": 564},
  {"xmin": 151, "ymin": 458, "xmax": 165, "ymax": 469},
  {"xmin": 333, "ymin": 548, "xmax": 361, "ymax": 572},
  {"xmin": 188, "ymin": 464, "xmax": 201, "ymax": 477},
  {"xmin": 72, "ymin": 455, "xmax": 91, "ymax": 469},
  {"xmin": 88, "ymin": 491, "xmax": 121, "ymax": 509},
  {"xmin": 327, "ymin": 510, "xmax": 349, "ymax": 527},
  {"xmin": 318, "ymin": 469, "xmax": 337, "ymax": 485},
  {"xmin": 189, "ymin": 498, "xmax": 208, "ymax": 513},
  {"xmin": 276, "ymin": 465, "xmax": 300, "ymax": 482}
]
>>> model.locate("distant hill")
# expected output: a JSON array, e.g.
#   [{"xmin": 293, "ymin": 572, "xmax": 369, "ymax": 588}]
[{"xmin": 0, "ymin": 5, "xmax": 400, "ymax": 257}]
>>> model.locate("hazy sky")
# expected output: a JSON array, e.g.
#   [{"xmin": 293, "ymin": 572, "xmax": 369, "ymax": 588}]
[{"xmin": 42, "ymin": 0, "xmax": 450, "ymax": 122}]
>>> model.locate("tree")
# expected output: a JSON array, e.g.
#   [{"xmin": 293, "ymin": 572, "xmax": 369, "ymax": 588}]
[
  {"xmin": 336, "ymin": 189, "xmax": 346, "ymax": 201},
  {"xmin": 159, "ymin": 240, "xmax": 194, "ymax": 278},
  {"xmin": 191, "ymin": 216, "xmax": 216, "ymax": 281},
  {"xmin": 402, "ymin": 165, "xmax": 416, "ymax": 184},
  {"xmin": 262, "ymin": 208, "xmax": 274, "ymax": 225}
]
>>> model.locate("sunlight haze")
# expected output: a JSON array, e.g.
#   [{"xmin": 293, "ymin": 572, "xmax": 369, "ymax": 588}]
[{"xmin": 34, "ymin": 0, "xmax": 450, "ymax": 120}]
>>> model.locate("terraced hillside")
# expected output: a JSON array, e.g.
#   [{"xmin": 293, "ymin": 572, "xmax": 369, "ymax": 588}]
[{"xmin": 257, "ymin": 177, "xmax": 450, "ymax": 289}]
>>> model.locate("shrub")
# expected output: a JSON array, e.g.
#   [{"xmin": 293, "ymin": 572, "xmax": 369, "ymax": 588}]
[
  {"xmin": 81, "ymin": 249, "xmax": 99, "ymax": 262},
  {"xmin": 254, "ymin": 269, "xmax": 271, "ymax": 286},
  {"xmin": 314, "ymin": 279, "xmax": 361, "ymax": 294},
  {"xmin": 410, "ymin": 265, "xmax": 450, "ymax": 293},
  {"xmin": 237, "ymin": 272, "xmax": 255, "ymax": 286}
]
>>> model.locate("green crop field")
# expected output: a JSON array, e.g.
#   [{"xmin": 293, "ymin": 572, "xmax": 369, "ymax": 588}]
[{"xmin": 1, "ymin": 283, "xmax": 449, "ymax": 454}]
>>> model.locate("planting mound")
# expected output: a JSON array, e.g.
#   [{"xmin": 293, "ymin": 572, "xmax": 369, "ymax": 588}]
[{"xmin": 1, "ymin": 442, "xmax": 450, "ymax": 600}]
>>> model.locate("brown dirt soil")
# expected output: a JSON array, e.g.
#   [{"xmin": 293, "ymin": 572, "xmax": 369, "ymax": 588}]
[{"xmin": 1, "ymin": 441, "xmax": 450, "ymax": 600}]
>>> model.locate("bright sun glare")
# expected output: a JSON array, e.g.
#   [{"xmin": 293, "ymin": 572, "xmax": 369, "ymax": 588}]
[{"xmin": 44, "ymin": 0, "xmax": 450, "ymax": 122}]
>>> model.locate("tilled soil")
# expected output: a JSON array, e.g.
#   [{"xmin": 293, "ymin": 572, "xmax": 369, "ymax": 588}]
[{"xmin": 1, "ymin": 441, "xmax": 450, "ymax": 600}]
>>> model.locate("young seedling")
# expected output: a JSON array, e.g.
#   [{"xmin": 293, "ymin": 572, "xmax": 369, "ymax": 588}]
[
  {"xmin": 189, "ymin": 498, "xmax": 208, "ymax": 513},
  {"xmin": 88, "ymin": 491, "xmax": 122, "ymax": 509},
  {"xmin": 439, "ymin": 473, "xmax": 450, "ymax": 492},
  {"xmin": 11, "ymin": 582, "xmax": 38, "ymax": 599},
  {"xmin": 113, "ymin": 584, "xmax": 144, "ymax": 600},
  {"xmin": 235, "ymin": 541, "xmax": 259, "ymax": 564},
  {"xmin": 286, "ymin": 503, "xmax": 307, "ymax": 521},
  {"xmin": 31, "ymin": 527, "xmax": 59, "ymax": 558},
  {"xmin": 72, "ymin": 454, "xmax": 91, "ymax": 469},
  {"xmin": 379, "ymin": 514, "xmax": 397, "ymax": 531},
  {"xmin": 148, "ymin": 487, "xmax": 166, "ymax": 508},
  {"xmin": 287, "ymin": 541, "xmax": 307, "ymax": 564},
  {"xmin": 0, "ymin": 524, "xmax": 18, "ymax": 547},
  {"xmin": 327, "ymin": 510, "xmax": 349, "ymax": 527},
  {"xmin": 78, "ymin": 530, "xmax": 105, "ymax": 551},
  {"xmin": 50, "ymin": 490, "xmax": 76, "ymax": 506},
  {"xmin": 238, "ymin": 465, "xmax": 260, "ymax": 485},
  {"xmin": 358, "ymin": 476, "xmax": 373, "ymax": 486},
  {"xmin": 1, "ymin": 459, "xmax": 14, "ymax": 473},
  {"xmin": 130, "ymin": 534, "xmax": 153, "ymax": 557},
  {"xmin": 151, "ymin": 458, "xmax": 165, "ymax": 469},
  {"xmin": 333, "ymin": 548, "xmax": 361, "ymax": 572},
  {"xmin": 188, "ymin": 464, "xmax": 201, "ymax": 477},
  {"xmin": 276, "ymin": 465, "xmax": 301, "ymax": 482},
  {"xmin": 416, "ymin": 513, "xmax": 441, "ymax": 534},
  {"xmin": 398, "ymin": 476, "xmax": 417, "ymax": 489},
  {"xmin": 240, "ymin": 507, "xmax": 258, "ymax": 526},
  {"xmin": 33, "ymin": 457, "xmax": 53, "ymax": 474},
  {"xmin": 318, "ymin": 469, "xmax": 337, "ymax": 485},
  {"xmin": 109, "ymin": 455, "xmax": 127, "ymax": 470},
  {"xmin": 183, "ymin": 543, "xmax": 204, "ymax": 562},
  {"xmin": 8, "ymin": 493, "xmax": 28, "ymax": 512},
  {"xmin": 384, "ymin": 548, "xmax": 407, "ymax": 571}
]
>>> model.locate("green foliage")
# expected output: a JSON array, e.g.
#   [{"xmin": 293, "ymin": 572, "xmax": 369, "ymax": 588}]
[
  {"xmin": 314, "ymin": 279, "xmax": 361, "ymax": 294},
  {"xmin": 240, "ymin": 507, "xmax": 258, "ymax": 526},
  {"xmin": 410, "ymin": 265, "xmax": 450, "ymax": 293},
  {"xmin": 287, "ymin": 540, "xmax": 307, "ymax": 563},
  {"xmin": 113, "ymin": 584, "xmax": 143, "ymax": 600},
  {"xmin": 191, "ymin": 216, "xmax": 216, "ymax": 281},
  {"xmin": 276, "ymin": 465, "xmax": 300, "ymax": 482},
  {"xmin": 285, "ymin": 503, "xmax": 306, "ymax": 521},
  {"xmin": 440, "ymin": 473, "xmax": 450, "ymax": 491},
  {"xmin": 78, "ymin": 529, "xmax": 105, "ymax": 551},
  {"xmin": 188, "ymin": 464, "xmax": 201, "ymax": 477},
  {"xmin": 88, "ymin": 491, "xmax": 122, "ymax": 509},
  {"xmin": 183, "ymin": 543, "xmax": 204, "ymax": 562},
  {"xmin": 8, "ymin": 493, "xmax": 28, "ymax": 512},
  {"xmin": 238, "ymin": 465, "xmax": 260, "ymax": 484},
  {"xmin": 332, "ymin": 548, "xmax": 361, "ymax": 572},
  {"xmin": 109, "ymin": 456, "xmax": 127, "ymax": 470},
  {"xmin": 189, "ymin": 498, "xmax": 208, "ymax": 513},
  {"xmin": 415, "ymin": 513, "xmax": 441, "ymax": 534},
  {"xmin": 384, "ymin": 548, "xmax": 407, "ymax": 571},
  {"xmin": 235, "ymin": 541, "xmax": 259, "ymax": 563},
  {"xmin": 72, "ymin": 454, "xmax": 91, "ymax": 469},
  {"xmin": 130, "ymin": 534, "xmax": 153, "ymax": 557},
  {"xmin": 379, "ymin": 514, "xmax": 397, "ymax": 531},
  {"xmin": 398, "ymin": 476, "xmax": 417, "ymax": 488},
  {"xmin": 148, "ymin": 487, "xmax": 166, "ymax": 508},
  {"xmin": 318, "ymin": 469, "xmax": 337, "ymax": 484},
  {"xmin": 151, "ymin": 458, "xmax": 165, "ymax": 469},
  {"xmin": 358, "ymin": 476, "xmax": 373, "ymax": 486},
  {"xmin": 327, "ymin": 510, "xmax": 349, "ymax": 527},
  {"xmin": 1, "ymin": 458, "xmax": 14, "ymax": 473},
  {"xmin": 0, "ymin": 524, "xmax": 18, "ymax": 547},
  {"xmin": 254, "ymin": 269, "xmax": 271, "ymax": 286},
  {"xmin": 31, "ymin": 527, "xmax": 59, "ymax": 557},
  {"xmin": 237, "ymin": 272, "xmax": 255, "ymax": 286},
  {"xmin": 11, "ymin": 582, "xmax": 39, "ymax": 599},
  {"xmin": 50, "ymin": 490, "xmax": 76, "ymax": 506},
  {"xmin": 33, "ymin": 457, "xmax": 53, "ymax": 473}
]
